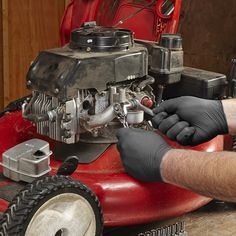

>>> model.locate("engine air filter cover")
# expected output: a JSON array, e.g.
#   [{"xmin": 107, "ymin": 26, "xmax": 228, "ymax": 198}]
[{"xmin": 70, "ymin": 26, "xmax": 134, "ymax": 52}]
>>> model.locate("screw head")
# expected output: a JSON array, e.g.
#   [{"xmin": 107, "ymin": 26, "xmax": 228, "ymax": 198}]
[
  {"xmin": 27, "ymin": 80, "xmax": 32, "ymax": 86},
  {"xmin": 54, "ymin": 88, "xmax": 59, "ymax": 94}
]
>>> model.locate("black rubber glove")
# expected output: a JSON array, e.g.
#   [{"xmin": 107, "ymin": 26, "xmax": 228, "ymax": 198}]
[
  {"xmin": 152, "ymin": 96, "xmax": 228, "ymax": 146},
  {"xmin": 116, "ymin": 128, "xmax": 171, "ymax": 182}
]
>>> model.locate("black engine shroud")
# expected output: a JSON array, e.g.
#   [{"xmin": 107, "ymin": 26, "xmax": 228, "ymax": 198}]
[{"xmin": 27, "ymin": 27, "xmax": 148, "ymax": 99}]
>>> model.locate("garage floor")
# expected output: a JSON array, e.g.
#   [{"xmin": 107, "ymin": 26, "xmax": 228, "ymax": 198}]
[{"xmin": 104, "ymin": 201, "xmax": 236, "ymax": 236}]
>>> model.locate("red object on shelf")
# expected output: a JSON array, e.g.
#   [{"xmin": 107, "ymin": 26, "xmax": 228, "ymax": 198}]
[
  {"xmin": 0, "ymin": 112, "xmax": 223, "ymax": 226},
  {"xmin": 60, "ymin": 0, "xmax": 182, "ymax": 46}
]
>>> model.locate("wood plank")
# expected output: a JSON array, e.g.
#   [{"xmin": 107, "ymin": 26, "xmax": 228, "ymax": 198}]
[
  {"xmin": 179, "ymin": 0, "xmax": 236, "ymax": 75},
  {"xmin": 2, "ymin": 0, "xmax": 9, "ymax": 108},
  {"xmin": 3, "ymin": 0, "xmax": 65, "ymax": 106}
]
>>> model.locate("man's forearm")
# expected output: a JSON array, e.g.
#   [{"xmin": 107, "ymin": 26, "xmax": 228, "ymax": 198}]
[
  {"xmin": 222, "ymin": 99, "xmax": 236, "ymax": 135},
  {"xmin": 161, "ymin": 149, "xmax": 236, "ymax": 202}
]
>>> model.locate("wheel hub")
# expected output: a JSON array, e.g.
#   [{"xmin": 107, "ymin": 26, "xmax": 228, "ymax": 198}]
[{"xmin": 25, "ymin": 193, "xmax": 96, "ymax": 236}]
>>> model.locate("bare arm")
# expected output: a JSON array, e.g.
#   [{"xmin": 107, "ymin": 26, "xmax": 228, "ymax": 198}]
[
  {"xmin": 161, "ymin": 149, "xmax": 236, "ymax": 202},
  {"xmin": 222, "ymin": 99, "xmax": 236, "ymax": 135}
]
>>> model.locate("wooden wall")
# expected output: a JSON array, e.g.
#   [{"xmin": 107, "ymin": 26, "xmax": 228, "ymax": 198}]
[
  {"xmin": 179, "ymin": 0, "xmax": 236, "ymax": 75},
  {"xmin": 0, "ymin": 0, "xmax": 66, "ymax": 110}
]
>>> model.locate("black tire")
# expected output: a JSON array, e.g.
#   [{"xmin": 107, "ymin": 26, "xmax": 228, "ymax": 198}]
[{"xmin": 0, "ymin": 175, "xmax": 103, "ymax": 236}]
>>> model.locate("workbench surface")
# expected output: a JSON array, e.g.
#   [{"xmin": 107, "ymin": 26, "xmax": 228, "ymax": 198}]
[{"xmin": 104, "ymin": 201, "xmax": 236, "ymax": 236}]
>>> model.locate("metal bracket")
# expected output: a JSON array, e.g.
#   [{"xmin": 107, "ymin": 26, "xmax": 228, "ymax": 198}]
[{"xmin": 113, "ymin": 103, "xmax": 129, "ymax": 128}]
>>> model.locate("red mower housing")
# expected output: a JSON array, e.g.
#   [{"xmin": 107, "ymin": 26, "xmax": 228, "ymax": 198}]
[
  {"xmin": 0, "ymin": 0, "xmax": 223, "ymax": 229},
  {"xmin": 60, "ymin": 0, "xmax": 182, "ymax": 45},
  {"xmin": 0, "ymin": 112, "xmax": 223, "ymax": 226}
]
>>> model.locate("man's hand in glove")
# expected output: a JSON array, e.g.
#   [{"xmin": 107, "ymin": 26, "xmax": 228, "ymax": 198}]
[
  {"xmin": 152, "ymin": 96, "xmax": 228, "ymax": 146},
  {"xmin": 116, "ymin": 128, "xmax": 171, "ymax": 182}
]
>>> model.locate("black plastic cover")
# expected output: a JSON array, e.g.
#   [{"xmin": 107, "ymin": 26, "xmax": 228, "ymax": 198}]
[
  {"xmin": 70, "ymin": 26, "xmax": 134, "ymax": 52},
  {"xmin": 160, "ymin": 34, "xmax": 182, "ymax": 50},
  {"xmin": 26, "ymin": 44, "xmax": 148, "ymax": 98},
  {"xmin": 136, "ymin": 36, "xmax": 184, "ymax": 85},
  {"xmin": 164, "ymin": 67, "xmax": 228, "ymax": 99}
]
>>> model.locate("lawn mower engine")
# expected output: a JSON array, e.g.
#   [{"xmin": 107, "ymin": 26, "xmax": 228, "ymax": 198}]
[
  {"xmin": 0, "ymin": 24, "xmax": 226, "ymax": 236},
  {"xmin": 22, "ymin": 25, "xmax": 182, "ymax": 145}
]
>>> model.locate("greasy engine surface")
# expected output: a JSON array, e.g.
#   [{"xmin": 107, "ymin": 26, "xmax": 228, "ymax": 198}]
[
  {"xmin": 21, "ymin": 22, "xmax": 227, "ymax": 146},
  {"xmin": 23, "ymin": 26, "xmax": 158, "ymax": 144}
]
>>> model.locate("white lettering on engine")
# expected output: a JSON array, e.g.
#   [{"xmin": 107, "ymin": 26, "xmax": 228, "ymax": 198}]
[{"xmin": 127, "ymin": 75, "xmax": 136, "ymax": 80}]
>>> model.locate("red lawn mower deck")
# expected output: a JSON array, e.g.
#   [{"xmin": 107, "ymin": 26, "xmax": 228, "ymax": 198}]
[{"xmin": 0, "ymin": 1, "xmax": 227, "ymax": 236}]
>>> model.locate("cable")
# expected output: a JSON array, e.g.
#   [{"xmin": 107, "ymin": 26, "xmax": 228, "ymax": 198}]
[{"xmin": 113, "ymin": 0, "xmax": 157, "ymax": 27}]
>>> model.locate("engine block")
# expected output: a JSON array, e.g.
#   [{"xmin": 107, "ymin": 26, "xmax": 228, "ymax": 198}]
[{"xmin": 23, "ymin": 26, "xmax": 157, "ymax": 144}]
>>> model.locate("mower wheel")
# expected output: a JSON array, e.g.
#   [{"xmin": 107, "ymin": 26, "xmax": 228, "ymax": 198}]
[{"xmin": 0, "ymin": 175, "xmax": 103, "ymax": 236}]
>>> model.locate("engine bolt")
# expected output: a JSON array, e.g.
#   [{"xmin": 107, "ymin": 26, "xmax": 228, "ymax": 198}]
[
  {"xmin": 64, "ymin": 114, "xmax": 71, "ymax": 122},
  {"xmin": 64, "ymin": 130, "xmax": 71, "ymax": 138},
  {"xmin": 92, "ymin": 129, "xmax": 99, "ymax": 137},
  {"xmin": 54, "ymin": 88, "xmax": 59, "ymax": 94},
  {"xmin": 27, "ymin": 80, "xmax": 32, "ymax": 86}
]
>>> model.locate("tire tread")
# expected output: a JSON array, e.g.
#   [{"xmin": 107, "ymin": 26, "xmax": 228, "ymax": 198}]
[{"xmin": 0, "ymin": 175, "xmax": 103, "ymax": 236}]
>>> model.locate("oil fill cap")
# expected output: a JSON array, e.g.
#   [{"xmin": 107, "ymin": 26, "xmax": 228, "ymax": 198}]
[{"xmin": 160, "ymin": 34, "xmax": 182, "ymax": 50}]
